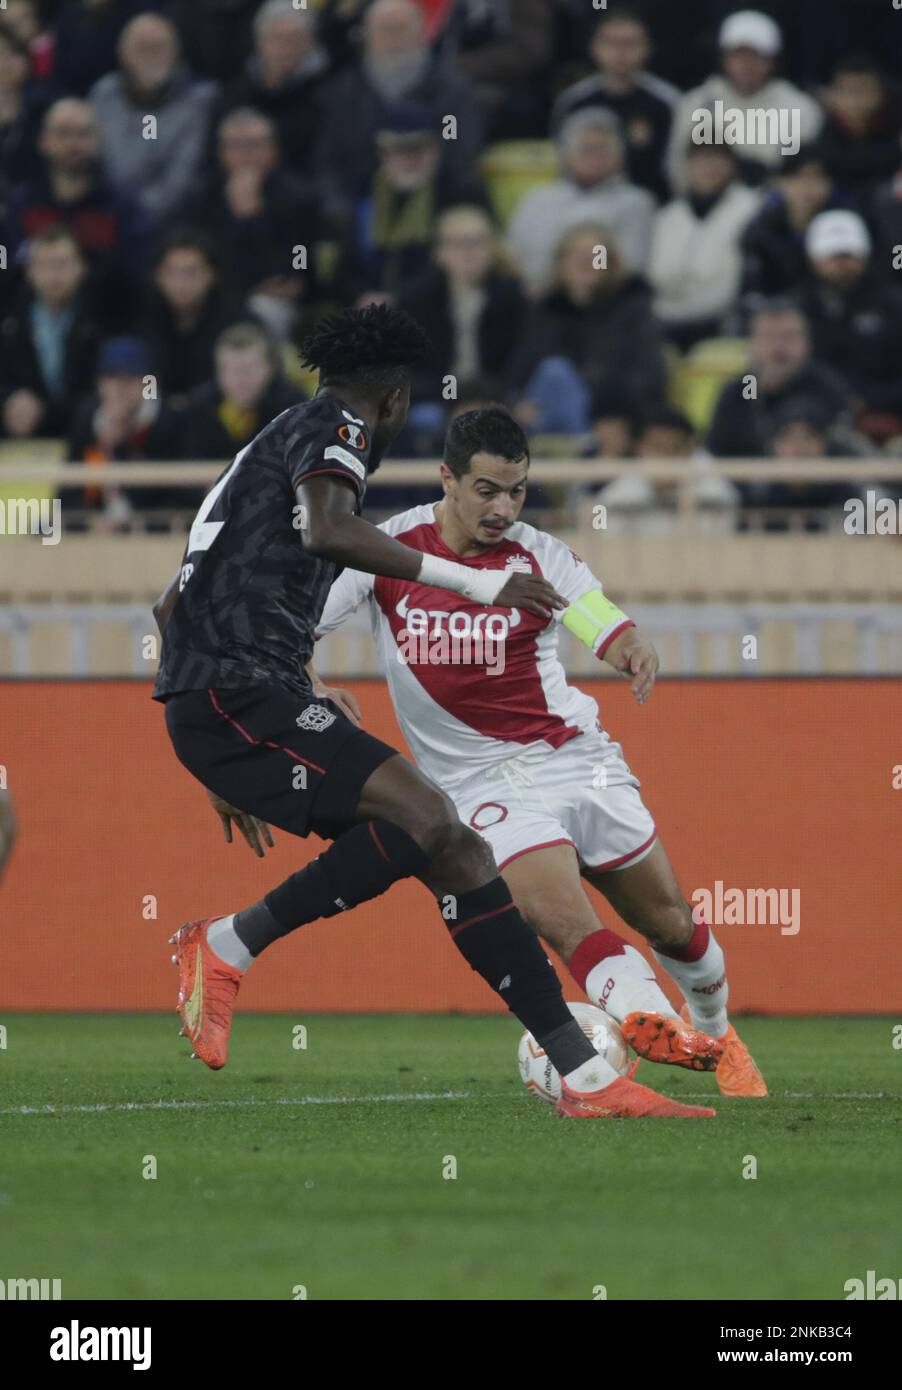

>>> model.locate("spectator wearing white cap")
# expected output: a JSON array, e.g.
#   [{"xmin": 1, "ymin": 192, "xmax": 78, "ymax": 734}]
[
  {"xmin": 668, "ymin": 10, "xmax": 823, "ymax": 194},
  {"xmin": 507, "ymin": 107, "xmax": 655, "ymax": 295},
  {"xmin": 800, "ymin": 208, "xmax": 902, "ymax": 439}
]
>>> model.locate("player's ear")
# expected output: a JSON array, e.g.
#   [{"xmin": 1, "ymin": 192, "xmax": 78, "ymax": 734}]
[{"xmin": 380, "ymin": 384, "xmax": 404, "ymax": 419}]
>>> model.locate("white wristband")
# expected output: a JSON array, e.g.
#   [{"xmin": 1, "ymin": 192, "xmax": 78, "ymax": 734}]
[{"xmin": 416, "ymin": 552, "xmax": 510, "ymax": 605}]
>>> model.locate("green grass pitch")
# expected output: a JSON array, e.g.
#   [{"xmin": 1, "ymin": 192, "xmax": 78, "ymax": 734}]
[{"xmin": 1, "ymin": 1014, "xmax": 899, "ymax": 1301}]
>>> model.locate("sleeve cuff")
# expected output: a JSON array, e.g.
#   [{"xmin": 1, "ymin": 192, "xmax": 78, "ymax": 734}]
[{"xmin": 596, "ymin": 619, "xmax": 635, "ymax": 659}]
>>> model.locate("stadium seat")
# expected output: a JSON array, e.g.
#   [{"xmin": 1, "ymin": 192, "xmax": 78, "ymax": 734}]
[
  {"xmin": 479, "ymin": 139, "xmax": 558, "ymax": 228},
  {"xmin": 0, "ymin": 438, "xmax": 62, "ymax": 510},
  {"xmin": 669, "ymin": 337, "xmax": 750, "ymax": 434}
]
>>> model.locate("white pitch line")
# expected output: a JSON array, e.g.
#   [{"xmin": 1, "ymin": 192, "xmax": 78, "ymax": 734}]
[
  {"xmin": 0, "ymin": 1091, "xmax": 478, "ymax": 1118},
  {"xmin": 1, "ymin": 1090, "xmax": 895, "ymax": 1118}
]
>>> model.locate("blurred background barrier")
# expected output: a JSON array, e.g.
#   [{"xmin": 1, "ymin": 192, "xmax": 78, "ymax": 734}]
[
  {"xmin": 1, "ymin": 677, "xmax": 897, "ymax": 1015},
  {"xmin": 2, "ymin": 457, "xmax": 901, "ymax": 675}
]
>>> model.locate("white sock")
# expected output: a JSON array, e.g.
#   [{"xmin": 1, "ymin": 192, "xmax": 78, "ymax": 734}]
[
  {"xmin": 584, "ymin": 943, "xmax": 677, "ymax": 1023},
  {"xmin": 206, "ymin": 914, "xmax": 253, "ymax": 972},
  {"xmin": 653, "ymin": 924, "xmax": 728, "ymax": 1037},
  {"xmin": 563, "ymin": 1053, "xmax": 620, "ymax": 1093}
]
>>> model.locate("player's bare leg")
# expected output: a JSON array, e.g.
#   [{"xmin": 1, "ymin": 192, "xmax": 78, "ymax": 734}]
[
  {"xmin": 502, "ymin": 844, "xmax": 724, "ymax": 1073},
  {"xmin": 582, "ymin": 841, "xmax": 766, "ymax": 1096}
]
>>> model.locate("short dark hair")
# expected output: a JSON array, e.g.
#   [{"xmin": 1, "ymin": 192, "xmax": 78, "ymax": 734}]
[
  {"xmin": 28, "ymin": 224, "xmax": 83, "ymax": 255},
  {"xmin": 155, "ymin": 231, "xmax": 221, "ymax": 274},
  {"xmin": 777, "ymin": 145, "xmax": 828, "ymax": 178},
  {"xmin": 832, "ymin": 53, "xmax": 884, "ymax": 82},
  {"xmin": 443, "ymin": 406, "xmax": 529, "ymax": 479},
  {"xmin": 300, "ymin": 303, "xmax": 429, "ymax": 397}
]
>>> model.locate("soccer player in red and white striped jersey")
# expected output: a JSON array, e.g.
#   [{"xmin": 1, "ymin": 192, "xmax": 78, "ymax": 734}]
[{"xmin": 315, "ymin": 407, "xmax": 765, "ymax": 1097}]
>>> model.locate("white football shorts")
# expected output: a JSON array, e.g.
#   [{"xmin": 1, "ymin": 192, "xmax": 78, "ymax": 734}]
[{"xmin": 450, "ymin": 727, "xmax": 656, "ymax": 873}]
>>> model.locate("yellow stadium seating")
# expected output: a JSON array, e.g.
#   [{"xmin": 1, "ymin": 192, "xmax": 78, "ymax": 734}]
[{"xmin": 479, "ymin": 139, "xmax": 558, "ymax": 228}]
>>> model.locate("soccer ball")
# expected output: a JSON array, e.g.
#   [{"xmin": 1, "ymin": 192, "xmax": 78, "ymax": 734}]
[{"xmin": 518, "ymin": 1002, "xmax": 629, "ymax": 1103}]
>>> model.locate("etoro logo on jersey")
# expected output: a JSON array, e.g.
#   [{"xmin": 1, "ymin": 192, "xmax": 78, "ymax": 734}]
[{"xmin": 394, "ymin": 595, "xmax": 513, "ymax": 675}]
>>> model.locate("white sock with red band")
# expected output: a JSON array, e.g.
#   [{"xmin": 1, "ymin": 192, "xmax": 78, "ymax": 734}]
[
  {"xmin": 653, "ymin": 918, "xmax": 729, "ymax": 1038},
  {"xmin": 568, "ymin": 928, "xmax": 677, "ymax": 1022}
]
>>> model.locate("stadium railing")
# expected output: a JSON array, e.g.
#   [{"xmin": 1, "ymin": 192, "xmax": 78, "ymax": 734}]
[{"xmin": 2, "ymin": 459, "xmax": 901, "ymax": 677}]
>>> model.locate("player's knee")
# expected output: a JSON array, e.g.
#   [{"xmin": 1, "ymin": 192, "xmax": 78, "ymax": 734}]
[
  {"xmin": 642, "ymin": 897, "xmax": 695, "ymax": 950},
  {"xmin": 406, "ymin": 787, "xmax": 465, "ymax": 858},
  {"xmin": 427, "ymin": 818, "xmax": 494, "ymax": 881}
]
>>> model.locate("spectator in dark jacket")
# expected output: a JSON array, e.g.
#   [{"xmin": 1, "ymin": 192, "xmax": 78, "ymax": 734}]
[
  {"xmin": 551, "ymin": 9, "xmax": 678, "ymax": 202},
  {"xmin": 739, "ymin": 148, "xmax": 835, "ymax": 309},
  {"xmin": 872, "ymin": 134, "xmax": 902, "ymax": 276},
  {"xmin": 217, "ymin": 0, "xmax": 331, "ymax": 177},
  {"xmin": 52, "ymin": 0, "xmax": 147, "ymax": 97},
  {"xmin": 742, "ymin": 395, "xmax": 871, "ymax": 528},
  {"xmin": 0, "ymin": 225, "xmax": 103, "ymax": 439},
  {"xmin": 164, "ymin": 0, "xmax": 261, "ymax": 86},
  {"xmin": 336, "ymin": 104, "xmax": 489, "ymax": 301},
  {"xmin": 65, "ymin": 335, "xmax": 183, "ymax": 522},
  {"xmin": 0, "ymin": 19, "xmax": 53, "ymax": 185},
  {"xmin": 138, "ymin": 233, "xmax": 251, "ymax": 403},
  {"xmin": 816, "ymin": 55, "xmax": 902, "ymax": 209},
  {"xmin": 181, "ymin": 321, "xmax": 302, "ymax": 460},
  {"xmin": 179, "ymin": 107, "xmax": 321, "ymax": 341},
  {"xmin": 708, "ymin": 301, "xmax": 852, "ymax": 457},
  {"xmin": 315, "ymin": 0, "xmax": 482, "ymax": 223},
  {"xmin": 800, "ymin": 210, "xmax": 902, "ymax": 440},
  {"xmin": 399, "ymin": 205, "xmax": 527, "ymax": 404},
  {"xmin": 5, "ymin": 97, "xmax": 151, "ymax": 327},
  {"xmin": 506, "ymin": 223, "xmax": 667, "ymax": 434},
  {"xmin": 443, "ymin": 0, "xmax": 556, "ymax": 140}
]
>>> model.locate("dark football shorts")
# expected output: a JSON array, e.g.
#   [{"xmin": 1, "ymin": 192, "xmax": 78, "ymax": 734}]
[{"xmin": 164, "ymin": 685, "xmax": 399, "ymax": 841}]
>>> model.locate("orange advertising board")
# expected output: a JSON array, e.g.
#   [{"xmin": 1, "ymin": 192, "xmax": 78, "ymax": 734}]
[{"xmin": 1, "ymin": 679, "xmax": 898, "ymax": 1013}]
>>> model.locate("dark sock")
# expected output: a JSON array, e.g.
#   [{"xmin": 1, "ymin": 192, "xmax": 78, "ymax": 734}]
[
  {"xmin": 446, "ymin": 877, "xmax": 596, "ymax": 1075},
  {"xmin": 234, "ymin": 819, "xmax": 428, "ymax": 957}
]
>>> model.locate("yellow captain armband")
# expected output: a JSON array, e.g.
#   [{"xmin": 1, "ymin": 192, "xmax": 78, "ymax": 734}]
[{"xmin": 562, "ymin": 589, "xmax": 634, "ymax": 657}]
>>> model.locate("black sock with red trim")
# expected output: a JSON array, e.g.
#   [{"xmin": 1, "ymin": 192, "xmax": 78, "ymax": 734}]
[
  {"xmin": 234, "ymin": 820, "xmax": 428, "ymax": 957},
  {"xmin": 446, "ymin": 877, "xmax": 597, "ymax": 1075}
]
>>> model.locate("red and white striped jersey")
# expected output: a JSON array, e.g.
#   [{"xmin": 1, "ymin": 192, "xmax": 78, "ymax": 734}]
[{"xmin": 316, "ymin": 503, "xmax": 625, "ymax": 791}]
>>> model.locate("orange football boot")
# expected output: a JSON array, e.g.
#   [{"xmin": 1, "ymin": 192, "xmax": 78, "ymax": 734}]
[
  {"xmin": 557, "ymin": 1066, "xmax": 716, "ymax": 1119},
  {"xmin": 170, "ymin": 918, "xmax": 242, "ymax": 1070},
  {"xmin": 621, "ymin": 1010, "xmax": 724, "ymax": 1071},
  {"xmin": 681, "ymin": 1006, "xmax": 767, "ymax": 1097}
]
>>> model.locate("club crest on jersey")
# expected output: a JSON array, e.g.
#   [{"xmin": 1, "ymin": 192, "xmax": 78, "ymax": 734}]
[
  {"xmin": 296, "ymin": 704, "xmax": 336, "ymax": 732},
  {"xmin": 337, "ymin": 422, "xmax": 367, "ymax": 450},
  {"xmin": 505, "ymin": 555, "xmax": 532, "ymax": 574}
]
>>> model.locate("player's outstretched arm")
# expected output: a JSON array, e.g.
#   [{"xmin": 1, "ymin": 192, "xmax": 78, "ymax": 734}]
[{"xmin": 297, "ymin": 476, "xmax": 566, "ymax": 619}]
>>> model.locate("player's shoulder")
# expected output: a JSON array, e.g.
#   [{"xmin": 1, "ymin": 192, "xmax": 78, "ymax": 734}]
[
  {"xmin": 506, "ymin": 519, "xmax": 577, "ymax": 566},
  {"xmin": 379, "ymin": 501, "xmax": 440, "ymax": 541},
  {"xmin": 269, "ymin": 393, "xmax": 366, "ymax": 446}
]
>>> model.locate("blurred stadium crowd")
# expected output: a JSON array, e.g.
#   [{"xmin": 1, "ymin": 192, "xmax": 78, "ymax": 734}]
[{"xmin": 2, "ymin": 0, "xmax": 902, "ymax": 530}]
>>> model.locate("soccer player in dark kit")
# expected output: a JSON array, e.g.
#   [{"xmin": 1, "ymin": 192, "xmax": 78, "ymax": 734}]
[{"xmin": 153, "ymin": 304, "xmax": 712, "ymax": 1119}]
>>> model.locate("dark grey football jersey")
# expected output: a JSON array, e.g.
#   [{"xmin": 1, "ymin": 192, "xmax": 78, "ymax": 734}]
[{"xmin": 153, "ymin": 394, "xmax": 371, "ymax": 701}]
